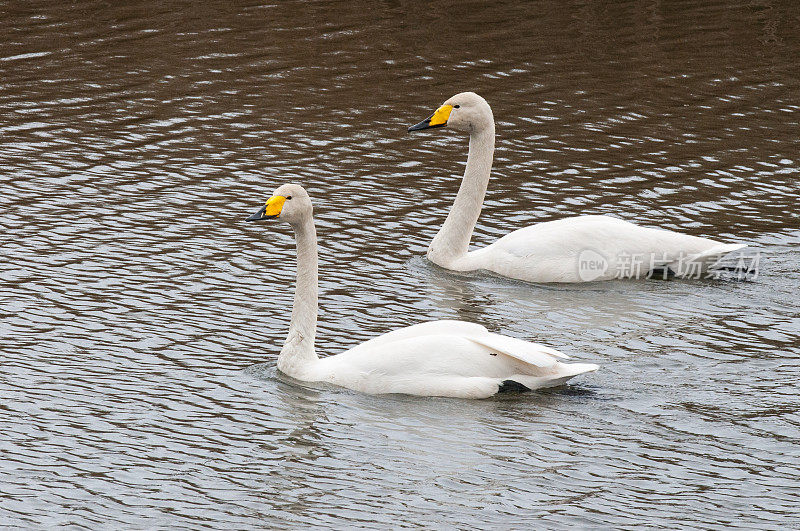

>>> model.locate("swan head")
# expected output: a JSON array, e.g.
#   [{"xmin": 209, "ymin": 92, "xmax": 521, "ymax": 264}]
[
  {"xmin": 246, "ymin": 183, "xmax": 312, "ymax": 225},
  {"xmin": 408, "ymin": 92, "xmax": 493, "ymax": 134}
]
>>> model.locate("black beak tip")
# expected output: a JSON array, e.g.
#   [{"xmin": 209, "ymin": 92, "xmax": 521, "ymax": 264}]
[
  {"xmin": 246, "ymin": 206, "xmax": 268, "ymax": 222},
  {"xmin": 408, "ymin": 116, "xmax": 446, "ymax": 133},
  {"xmin": 408, "ymin": 120, "xmax": 430, "ymax": 132}
]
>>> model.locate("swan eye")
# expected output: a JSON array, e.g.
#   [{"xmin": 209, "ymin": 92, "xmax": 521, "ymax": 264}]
[
  {"xmin": 454, "ymin": 105, "xmax": 460, "ymax": 108},
  {"xmin": 286, "ymin": 196, "xmax": 292, "ymax": 200}
]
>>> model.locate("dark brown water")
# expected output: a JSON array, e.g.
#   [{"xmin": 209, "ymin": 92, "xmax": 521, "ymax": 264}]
[{"xmin": 2, "ymin": 0, "xmax": 799, "ymax": 527}]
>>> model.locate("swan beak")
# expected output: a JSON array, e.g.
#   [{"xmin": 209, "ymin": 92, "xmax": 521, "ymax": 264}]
[
  {"xmin": 246, "ymin": 195, "xmax": 286, "ymax": 221},
  {"xmin": 408, "ymin": 104, "xmax": 453, "ymax": 132},
  {"xmin": 246, "ymin": 205, "xmax": 268, "ymax": 221}
]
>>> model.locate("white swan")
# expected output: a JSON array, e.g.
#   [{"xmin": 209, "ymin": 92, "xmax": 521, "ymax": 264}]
[
  {"xmin": 408, "ymin": 92, "xmax": 746, "ymax": 283},
  {"xmin": 245, "ymin": 183, "xmax": 598, "ymax": 399}
]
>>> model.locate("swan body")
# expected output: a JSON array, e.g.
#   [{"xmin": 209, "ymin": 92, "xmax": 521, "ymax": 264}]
[
  {"xmin": 314, "ymin": 320, "xmax": 597, "ymax": 398},
  {"xmin": 448, "ymin": 214, "xmax": 745, "ymax": 283},
  {"xmin": 246, "ymin": 184, "xmax": 598, "ymax": 399},
  {"xmin": 408, "ymin": 92, "xmax": 746, "ymax": 283}
]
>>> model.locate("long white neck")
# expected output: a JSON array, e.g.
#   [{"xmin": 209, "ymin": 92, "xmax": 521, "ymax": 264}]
[
  {"xmin": 428, "ymin": 123, "xmax": 495, "ymax": 265},
  {"xmin": 277, "ymin": 215, "xmax": 320, "ymax": 378}
]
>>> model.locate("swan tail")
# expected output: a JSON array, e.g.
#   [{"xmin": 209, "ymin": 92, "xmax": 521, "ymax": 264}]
[
  {"xmin": 497, "ymin": 363, "xmax": 599, "ymax": 393},
  {"xmin": 687, "ymin": 243, "xmax": 747, "ymax": 265},
  {"xmin": 559, "ymin": 362, "xmax": 600, "ymax": 376},
  {"xmin": 657, "ymin": 243, "xmax": 746, "ymax": 278},
  {"xmin": 537, "ymin": 362, "xmax": 599, "ymax": 389}
]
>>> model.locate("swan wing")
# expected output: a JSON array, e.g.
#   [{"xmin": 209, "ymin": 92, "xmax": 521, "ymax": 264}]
[
  {"xmin": 347, "ymin": 320, "xmax": 566, "ymax": 366},
  {"xmin": 465, "ymin": 332, "xmax": 568, "ymax": 367},
  {"xmin": 338, "ymin": 321, "xmax": 567, "ymax": 371}
]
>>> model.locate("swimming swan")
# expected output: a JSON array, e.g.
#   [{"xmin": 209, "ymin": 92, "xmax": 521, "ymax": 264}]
[
  {"xmin": 245, "ymin": 183, "xmax": 598, "ymax": 399},
  {"xmin": 408, "ymin": 92, "xmax": 746, "ymax": 282}
]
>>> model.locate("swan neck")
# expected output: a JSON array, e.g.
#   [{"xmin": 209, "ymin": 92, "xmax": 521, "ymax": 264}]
[
  {"xmin": 429, "ymin": 124, "xmax": 495, "ymax": 263},
  {"xmin": 278, "ymin": 215, "xmax": 319, "ymax": 376}
]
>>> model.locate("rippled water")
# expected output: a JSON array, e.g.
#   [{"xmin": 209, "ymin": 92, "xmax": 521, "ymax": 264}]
[{"xmin": 2, "ymin": 0, "xmax": 799, "ymax": 527}]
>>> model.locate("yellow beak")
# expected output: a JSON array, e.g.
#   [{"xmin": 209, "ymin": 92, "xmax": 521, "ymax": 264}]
[
  {"xmin": 246, "ymin": 195, "xmax": 286, "ymax": 222},
  {"xmin": 408, "ymin": 104, "xmax": 454, "ymax": 131},
  {"xmin": 264, "ymin": 195, "xmax": 286, "ymax": 217},
  {"xmin": 429, "ymin": 104, "xmax": 454, "ymax": 126}
]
